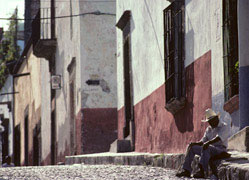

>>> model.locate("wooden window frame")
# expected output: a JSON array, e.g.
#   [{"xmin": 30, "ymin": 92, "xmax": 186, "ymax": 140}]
[
  {"xmin": 164, "ymin": 1, "xmax": 186, "ymax": 114},
  {"xmin": 223, "ymin": 0, "xmax": 239, "ymax": 102}
]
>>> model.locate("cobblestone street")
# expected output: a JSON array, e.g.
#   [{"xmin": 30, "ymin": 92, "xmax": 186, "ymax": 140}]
[{"xmin": 0, "ymin": 164, "xmax": 204, "ymax": 180}]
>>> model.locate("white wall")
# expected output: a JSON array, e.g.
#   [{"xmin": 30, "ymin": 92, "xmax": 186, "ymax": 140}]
[
  {"xmin": 53, "ymin": 0, "xmax": 117, "ymax": 156},
  {"xmin": 40, "ymin": 59, "xmax": 51, "ymax": 163},
  {"xmin": 117, "ymin": 0, "xmax": 169, "ymax": 109},
  {"xmin": 210, "ymin": 0, "xmax": 234, "ymax": 130},
  {"xmin": 185, "ymin": 0, "xmax": 211, "ymax": 66},
  {"xmin": 0, "ymin": 75, "xmax": 13, "ymax": 156},
  {"xmin": 79, "ymin": 1, "xmax": 117, "ymax": 109},
  {"xmin": 39, "ymin": 0, "xmax": 53, "ymax": 163},
  {"xmin": 52, "ymin": 0, "xmax": 81, "ymax": 157},
  {"xmin": 117, "ymin": 0, "xmax": 213, "ymax": 109},
  {"xmin": 116, "ymin": 0, "xmax": 234, "ymax": 128}
]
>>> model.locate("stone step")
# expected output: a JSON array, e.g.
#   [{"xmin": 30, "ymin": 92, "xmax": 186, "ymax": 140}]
[
  {"xmin": 65, "ymin": 152, "xmax": 186, "ymax": 170},
  {"xmin": 65, "ymin": 151, "xmax": 249, "ymax": 179},
  {"xmin": 109, "ymin": 139, "xmax": 131, "ymax": 153},
  {"xmin": 228, "ymin": 126, "xmax": 249, "ymax": 152}
]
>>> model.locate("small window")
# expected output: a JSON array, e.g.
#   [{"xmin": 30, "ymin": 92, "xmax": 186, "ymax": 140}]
[
  {"xmin": 164, "ymin": 1, "xmax": 185, "ymax": 114},
  {"xmin": 223, "ymin": 0, "xmax": 238, "ymax": 102}
]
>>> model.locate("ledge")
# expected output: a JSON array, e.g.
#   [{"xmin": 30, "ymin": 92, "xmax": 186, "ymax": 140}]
[
  {"xmin": 33, "ymin": 38, "xmax": 57, "ymax": 60},
  {"xmin": 228, "ymin": 126, "xmax": 249, "ymax": 152},
  {"xmin": 223, "ymin": 94, "xmax": 239, "ymax": 114},
  {"xmin": 165, "ymin": 97, "xmax": 186, "ymax": 114}
]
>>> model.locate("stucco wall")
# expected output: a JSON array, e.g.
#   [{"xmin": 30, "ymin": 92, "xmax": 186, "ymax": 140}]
[
  {"xmin": 52, "ymin": 0, "xmax": 117, "ymax": 157},
  {"xmin": 14, "ymin": 47, "xmax": 42, "ymax": 165},
  {"xmin": 0, "ymin": 76, "xmax": 13, "ymax": 156},
  {"xmin": 80, "ymin": 1, "xmax": 116, "ymax": 109},
  {"xmin": 117, "ymin": 0, "xmax": 169, "ymax": 109},
  {"xmin": 51, "ymin": 0, "xmax": 81, "ymax": 161},
  {"xmin": 116, "ymin": 0, "xmax": 233, "ymax": 153},
  {"xmin": 210, "ymin": 0, "xmax": 233, "ymax": 130},
  {"xmin": 79, "ymin": 0, "xmax": 117, "ymax": 154},
  {"xmin": 238, "ymin": 0, "xmax": 249, "ymax": 129},
  {"xmin": 40, "ymin": 59, "xmax": 51, "ymax": 165}
]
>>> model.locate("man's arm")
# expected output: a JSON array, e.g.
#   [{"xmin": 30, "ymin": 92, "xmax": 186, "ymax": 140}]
[{"xmin": 203, "ymin": 136, "xmax": 221, "ymax": 150}]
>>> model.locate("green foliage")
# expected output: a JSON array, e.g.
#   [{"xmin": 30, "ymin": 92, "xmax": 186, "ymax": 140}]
[
  {"xmin": 0, "ymin": 8, "xmax": 21, "ymax": 89},
  {"xmin": 235, "ymin": 60, "xmax": 239, "ymax": 73}
]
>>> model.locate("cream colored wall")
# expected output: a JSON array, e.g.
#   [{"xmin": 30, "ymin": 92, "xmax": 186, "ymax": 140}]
[{"xmin": 14, "ymin": 47, "xmax": 41, "ymax": 164}]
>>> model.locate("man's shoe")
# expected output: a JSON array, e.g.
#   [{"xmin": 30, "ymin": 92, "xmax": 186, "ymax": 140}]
[
  {"xmin": 193, "ymin": 170, "xmax": 205, "ymax": 178},
  {"xmin": 176, "ymin": 169, "xmax": 191, "ymax": 177}
]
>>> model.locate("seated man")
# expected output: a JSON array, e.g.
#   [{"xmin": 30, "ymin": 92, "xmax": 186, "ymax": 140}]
[{"xmin": 176, "ymin": 108, "xmax": 230, "ymax": 178}]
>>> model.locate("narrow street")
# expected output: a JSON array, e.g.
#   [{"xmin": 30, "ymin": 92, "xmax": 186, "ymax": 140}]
[{"xmin": 0, "ymin": 164, "xmax": 204, "ymax": 180}]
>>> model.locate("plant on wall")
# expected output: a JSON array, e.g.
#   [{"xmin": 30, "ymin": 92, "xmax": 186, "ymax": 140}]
[{"xmin": 235, "ymin": 60, "xmax": 239, "ymax": 73}]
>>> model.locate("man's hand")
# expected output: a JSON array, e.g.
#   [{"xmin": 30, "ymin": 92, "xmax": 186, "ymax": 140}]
[
  {"xmin": 202, "ymin": 136, "xmax": 221, "ymax": 150},
  {"xmin": 203, "ymin": 142, "xmax": 210, "ymax": 150},
  {"xmin": 189, "ymin": 141, "xmax": 203, "ymax": 147}
]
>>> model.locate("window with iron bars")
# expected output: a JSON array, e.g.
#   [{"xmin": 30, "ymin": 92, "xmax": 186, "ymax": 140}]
[
  {"xmin": 223, "ymin": 0, "xmax": 238, "ymax": 102},
  {"xmin": 164, "ymin": 1, "xmax": 185, "ymax": 114}
]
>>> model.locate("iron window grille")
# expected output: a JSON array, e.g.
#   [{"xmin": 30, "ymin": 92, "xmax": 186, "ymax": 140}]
[
  {"xmin": 164, "ymin": 1, "xmax": 185, "ymax": 113},
  {"xmin": 223, "ymin": 0, "xmax": 238, "ymax": 102}
]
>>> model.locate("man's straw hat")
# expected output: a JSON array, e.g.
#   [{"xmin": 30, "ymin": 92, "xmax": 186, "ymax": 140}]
[{"xmin": 201, "ymin": 108, "xmax": 220, "ymax": 122}]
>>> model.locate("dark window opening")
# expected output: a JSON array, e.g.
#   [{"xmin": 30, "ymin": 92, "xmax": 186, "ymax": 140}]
[
  {"xmin": 164, "ymin": 1, "xmax": 185, "ymax": 114},
  {"xmin": 14, "ymin": 125, "xmax": 21, "ymax": 166},
  {"xmin": 223, "ymin": 0, "xmax": 238, "ymax": 102},
  {"xmin": 2, "ymin": 119, "xmax": 9, "ymax": 163},
  {"xmin": 33, "ymin": 122, "xmax": 41, "ymax": 166},
  {"xmin": 24, "ymin": 113, "xmax": 29, "ymax": 166},
  {"xmin": 117, "ymin": 11, "xmax": 134, "ymax": 139}
]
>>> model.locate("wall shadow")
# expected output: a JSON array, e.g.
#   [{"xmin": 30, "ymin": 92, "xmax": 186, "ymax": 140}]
[
  {"xmin": 174, "ymin": 58, "xmax": 195, "ymax": 133},
  {"xmin": 173, "ymin": 9, "xmax": 195, "ymax": 133}
]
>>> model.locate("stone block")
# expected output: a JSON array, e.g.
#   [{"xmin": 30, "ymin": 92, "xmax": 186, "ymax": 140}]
[
  {"xmin": 228, "ymin": 126, "xmax": 249, "ymax": 152},
  {"xmin": 109, "ymin": 139, "xmax": 131, "ymax": 153}
]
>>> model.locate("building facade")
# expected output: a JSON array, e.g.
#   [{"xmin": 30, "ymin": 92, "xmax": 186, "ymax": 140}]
[
  {"xmin": 12, "ymin": 40, "xmax": 46, "ymax": 166},
  {"xmin": 116, "ymin": 0, "xmax": 243, "ymax": 153},
  {"xmin": 0, "ymin": 75, "xmax": 14, "ymax": 164},
  {"xmin": 37, "ymin": 0, "xmax": 117, "ymax": 163}
]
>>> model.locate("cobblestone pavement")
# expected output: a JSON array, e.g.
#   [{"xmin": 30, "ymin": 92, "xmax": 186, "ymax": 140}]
[{"xmin": 0, "ymin": 164, "xmax": 206, "ymax": 180}]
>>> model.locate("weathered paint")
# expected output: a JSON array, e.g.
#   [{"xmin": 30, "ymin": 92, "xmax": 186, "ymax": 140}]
[
  {"xmin": 79, "ymin": 1, "xmax": 117, "ymax": 109},
  {"xmin": 0, "ymin": 76, "xmax": 14, "ymax": 157},
  {"xmin": 118, "ymin": 51, "xmax": 211, "ymax": 153},
  {"xmin": 40, "ymin": 152, "xmax": 51, "ymax": 166},
  {"xmin": 75, "ymin": 110, "xmax": 82, "ymax": 155},
  {"xmin": 81, "ymin": 108, "xmax": 117, "ymax": 154},
  {"xmin": 117, "ymin": 0, "xmax": 169, "ymax": 109},
  {"xmin": 14, "ymin": 46, "xmax": 43, "ymax": 165},
  {"xmin": 238, "ymin": 0, "xmax": 249, "ymax": 129},
  {"xmin": 210, "ymin": 0, "xmax": 233, "ymax": 135},
  {"xmin": 116, "ymin": 0, "xmax": 234, "ymax": 153},
  {"xmin": 117, "ymin": 107, "xmax": 125, "ymax": 140},
  {"xmin": 40, "ymin": 59, "xmax": 51, "ymax": 165},
  {"xmin": 45, "ymin": 0, "xmax": 117, "ymax": 160}
]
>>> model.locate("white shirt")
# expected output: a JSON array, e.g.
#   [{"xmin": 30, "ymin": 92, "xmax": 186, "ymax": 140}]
[{"xmin": 201, "ymin": 122, "xmax": 230, "ymax": 148}]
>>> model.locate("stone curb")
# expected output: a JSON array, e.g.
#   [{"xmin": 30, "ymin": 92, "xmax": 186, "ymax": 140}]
[
  {"xmin": 218, "ymin": 159, "xmax": 249, "ymax": 180},
  {"xmin": 65, "ymin": 151, "xmax": 249, "ymax": 180},
  {"xmin": 65, "ymin": 152, "xmax": 197, "ymax": 171}
]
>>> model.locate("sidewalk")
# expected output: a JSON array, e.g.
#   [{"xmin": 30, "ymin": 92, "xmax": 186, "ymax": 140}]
[{"xmin": 65, "ymin": 150, "xmax": 249, "ymax": 179}]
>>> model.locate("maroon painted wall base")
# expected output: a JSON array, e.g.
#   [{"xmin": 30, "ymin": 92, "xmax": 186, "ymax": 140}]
[
  {"xmin": 82, "ymin": 108, "xmax": 117, "ymax": 154},
  {"xmin": 118, "ymin": 51, "xmax": 212, "ymax": 153}
]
